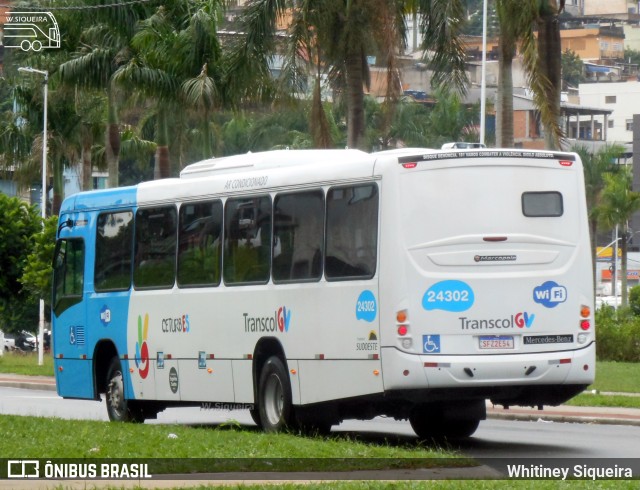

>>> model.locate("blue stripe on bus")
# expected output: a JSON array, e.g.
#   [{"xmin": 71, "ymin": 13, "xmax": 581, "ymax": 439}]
[
  {"xmin": 60, "ymin": 186, "xmax": 138, "ymax": 213},
  {"xmin": 56, "ymin": 185, "xmax": 138, "ymax": 400}
]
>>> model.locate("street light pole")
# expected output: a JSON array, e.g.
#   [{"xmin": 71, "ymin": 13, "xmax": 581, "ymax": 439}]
[
  {"xmin": 18, "ymin": 67, "xmax": 48, "ymax": 366},
  {"xmin": 479, "ymin": 0, "xmax": 488, "ymax": 146}
]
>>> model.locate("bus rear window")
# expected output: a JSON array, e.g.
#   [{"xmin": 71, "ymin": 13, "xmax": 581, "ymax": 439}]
[{"xmin": 522, "ymin": 192, "xmax": 563, "ymax": 217}]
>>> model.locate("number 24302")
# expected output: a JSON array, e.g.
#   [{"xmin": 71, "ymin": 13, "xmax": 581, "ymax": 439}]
[{"xmin": 426, "ymin": 290, "xmax": 469, "ymax": 303}]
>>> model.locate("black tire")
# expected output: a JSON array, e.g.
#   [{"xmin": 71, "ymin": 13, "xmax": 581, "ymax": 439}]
[
  {"xmin": 294, "ymin": 406, "xmax": 333, "ymax": 437},
  {"xmin": 105, "ymin": 357, "xmax": 144, "ymax": 423},
  {"xmin": 257, "ymin": 356, "xmax": 294, "ymax": 432},
  {"xmin": 249, "ymin": 407, "xmax": 262, "ymax": 427},
  {"xmin": 409, "ymin": 405, "xmax": 480, "ymax": 440}
]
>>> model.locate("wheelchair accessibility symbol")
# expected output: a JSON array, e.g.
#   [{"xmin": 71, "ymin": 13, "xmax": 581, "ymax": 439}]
[{"xmin": 423, "ymin": 334, "xmax": 441, "ymax": 354}]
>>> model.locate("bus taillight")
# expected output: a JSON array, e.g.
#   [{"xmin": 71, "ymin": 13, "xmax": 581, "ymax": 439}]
[
  {"xmin": 580, "ymin": 320, "xmax": 590, "ymax": 330},
  {"xmin": 580, "ymin": 305, "xmax": 591, "ymax": 318},
  {"xmin": 396, "ymin": 310, "xmax": 412, "ymax": 348}
]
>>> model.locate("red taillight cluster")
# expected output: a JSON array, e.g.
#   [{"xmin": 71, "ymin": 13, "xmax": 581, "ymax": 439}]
[
  {"xmin": 396, "ymin": 310, "xmax": 412, "ymax": 349},
  {"xmin": 580, "ymin": 305, "xmax": 591, "ymax": 331}
]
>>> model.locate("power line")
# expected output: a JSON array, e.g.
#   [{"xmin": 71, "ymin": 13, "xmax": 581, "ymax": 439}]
[{"xmin": 0, "ymin": 0, "xmax": 154, "ymax": 10}]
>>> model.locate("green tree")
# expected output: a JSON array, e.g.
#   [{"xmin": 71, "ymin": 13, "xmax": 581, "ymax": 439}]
[
  {"xmin": 20, "ymin": 216, "xmax": 57, "ymax": 309},
  {"xmin": 574, "ymin": 143, "xmax": 624, "ymax": 285},
  {"xmin": 561, "ymin": 49, "xmax": 586, "ymax": 89},
  {"xmin": 427, "ymin": 87, "xmax": 480, "ymax": 146},
  {"xmin": 0, "ymin": 195, "xmax": 41, "ymax": 333},
  {"xmin": 598, "ymin": 167, "xmax": 640, "ymax": 308},
  {"xmin": 623, "ymin": 48, "xmax": 640, "ymax": 67}
]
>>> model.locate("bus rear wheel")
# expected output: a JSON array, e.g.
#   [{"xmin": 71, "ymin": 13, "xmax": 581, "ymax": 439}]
[
  {"xmin": 105, "ymin": 357, "xmax": 144, "ymax": 423},
  {"xmin": 409, "ymin": 404, "xmax": 481, "ymax": 440},
  {"xmin": 257, "ymin": 356, "xmax": 294, "ymax": 432},
  {"xmin": 294, "ymin": 406, "xmax": 333, "ymax": 436}
]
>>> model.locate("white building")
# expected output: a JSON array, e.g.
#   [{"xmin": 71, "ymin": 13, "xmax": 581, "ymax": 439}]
[{"xmin": 579, "ymin": 81, "xmax": 640, "ymax": 143}]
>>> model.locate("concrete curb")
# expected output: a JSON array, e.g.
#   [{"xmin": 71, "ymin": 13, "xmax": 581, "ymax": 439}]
[
  {"xmin": 486, "ymin": 410, "xmax": 640, "ymax": 427},
  {"xmin": 486, "ymin": 402, "xmax": 640, "ymax": 427},
  {"xmin": 0, "ymin": 376, "xmax": 56, "ymax": 392}
]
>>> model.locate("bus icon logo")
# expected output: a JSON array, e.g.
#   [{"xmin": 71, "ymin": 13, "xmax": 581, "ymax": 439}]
[
  {"xmin": 8, "ymin": 460, "xmax": 39, "ymax": 478},
  {"xmin": 2, "ymin": 12, "xmax": 61, "ymax": 52}
]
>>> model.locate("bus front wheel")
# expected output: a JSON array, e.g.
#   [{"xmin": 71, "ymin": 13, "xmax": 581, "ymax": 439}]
[
  {"xmin": 105, "ymin": 357, "xmax": 144, "ymax": 423},
  {"xmin": 257, "ymin": 356, "xmax": 294, "ymax": 432}
]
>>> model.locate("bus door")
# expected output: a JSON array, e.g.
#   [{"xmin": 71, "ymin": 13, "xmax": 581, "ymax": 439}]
[{"xmin": 53, "ymin": 212, "xmax": 93, "ymax": 398}]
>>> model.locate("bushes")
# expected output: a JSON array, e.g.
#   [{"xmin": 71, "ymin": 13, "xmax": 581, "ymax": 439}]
[{"xmin": 596, "ymin": 305, "xmax": 640, "ymax": 361}]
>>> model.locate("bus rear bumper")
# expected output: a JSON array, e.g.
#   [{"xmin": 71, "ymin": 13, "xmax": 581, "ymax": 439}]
[{"xmin": 381, "ymin": 343, "xmax": 595, "ymax": 392}]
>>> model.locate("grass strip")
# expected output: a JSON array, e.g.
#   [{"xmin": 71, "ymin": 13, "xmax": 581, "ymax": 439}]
[
  {"xmin": 564, "ymin": 393, "xmax": 640, "ymax": 409},
  {"xmin": 0, "ymin": 351, "xmax": 54, "ymax": 376},
  {"xmin": 0, "ymin": 415, "xmax": 469, "ymax": 473}
]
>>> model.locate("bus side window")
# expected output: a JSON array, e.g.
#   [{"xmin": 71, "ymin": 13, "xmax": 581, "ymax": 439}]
[
  {"xmin": 177, "ymin": 200, "xmax": 222, "ymax": 287},
  {"xmin": 134, "ymin": 206, "xmax": 177, "ymax": 289},
  {"xmin": 272, "ymin": 190, "xmax": 324, "ymax": 282},
  {"xmin": 53, "ymin": 239, "xmax": 85, "ymax": 317},
  {"xmin": 95, "ymin": 211, "xmax": 133, "ymax": 291},
  {"xmin": 325, "ymin": 184, "xmax": 379, "ymax": 280},
  {"xmin": 224, "ymin": 196, "xmax": 272, "ymax": 284}
]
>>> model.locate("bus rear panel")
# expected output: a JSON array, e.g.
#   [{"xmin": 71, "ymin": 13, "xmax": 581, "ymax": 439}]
[{"xmin": 379, "ymin": 150, "xmax": 593, "ymax": 410}]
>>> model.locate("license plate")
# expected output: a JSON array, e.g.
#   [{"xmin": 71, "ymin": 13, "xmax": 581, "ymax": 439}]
[{"xmin": 479, "ymin": 335, "xmax": 514, "ymax": 349}]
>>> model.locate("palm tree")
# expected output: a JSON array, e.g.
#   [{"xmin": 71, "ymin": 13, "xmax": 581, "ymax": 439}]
[
  {"xmin": 494, "ymin": 0, "xmax": 564, "ymax": 149},
  {"xmin": 535, "ymin": 0, "xmax": 564, "ymax": 149},
  {"xmin": 598, "ymin": 167, "xmax": 640, "ymax": 308},
  {"xmin": 58, "ymin": 1, "xmax": 149, "ymax": 187},
  {"xmin": 113, "ymin": 0, "xmax": 224, "ymax": 178},
  {"xmin": 495, "ymin": 0, "xmax": 528, "ymax": 147},
  {"xmin": 231, "ymin": 0, "xmax": 471, "ymax": 151}
]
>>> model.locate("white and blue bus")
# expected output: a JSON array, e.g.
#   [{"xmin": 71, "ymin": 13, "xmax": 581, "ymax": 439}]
[{"xmin": 52, "ymin": 148, "xmax": 595, "ymax": 438}]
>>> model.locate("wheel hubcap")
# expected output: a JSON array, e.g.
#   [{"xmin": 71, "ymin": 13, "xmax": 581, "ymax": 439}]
[
  {"xmin": 107, "ymin": 370, "xmax": 124, "ymax": 418},
  {"xmin": 264, "ymin": 373, "xmax": 284, "ymax": 426}
]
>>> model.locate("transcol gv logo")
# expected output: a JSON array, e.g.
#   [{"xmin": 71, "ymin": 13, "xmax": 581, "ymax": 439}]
[
  {"xmin": 135, "ymin": 314, "xmax": 150, "ymax": 379},
  {"xmin": 277, "ymin": 306, "xmax": 291, "ymax": 332},
  {"xmin": 244, "ymin": 306, "xmax": 291, "ymax": 333},
  {"xmin": 515, "ymin": 311, "xmax": 535, "ymax": 328},
  {"xmin": 460, "ymin": 311, "xmax": 535, "ymax": 329}
]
